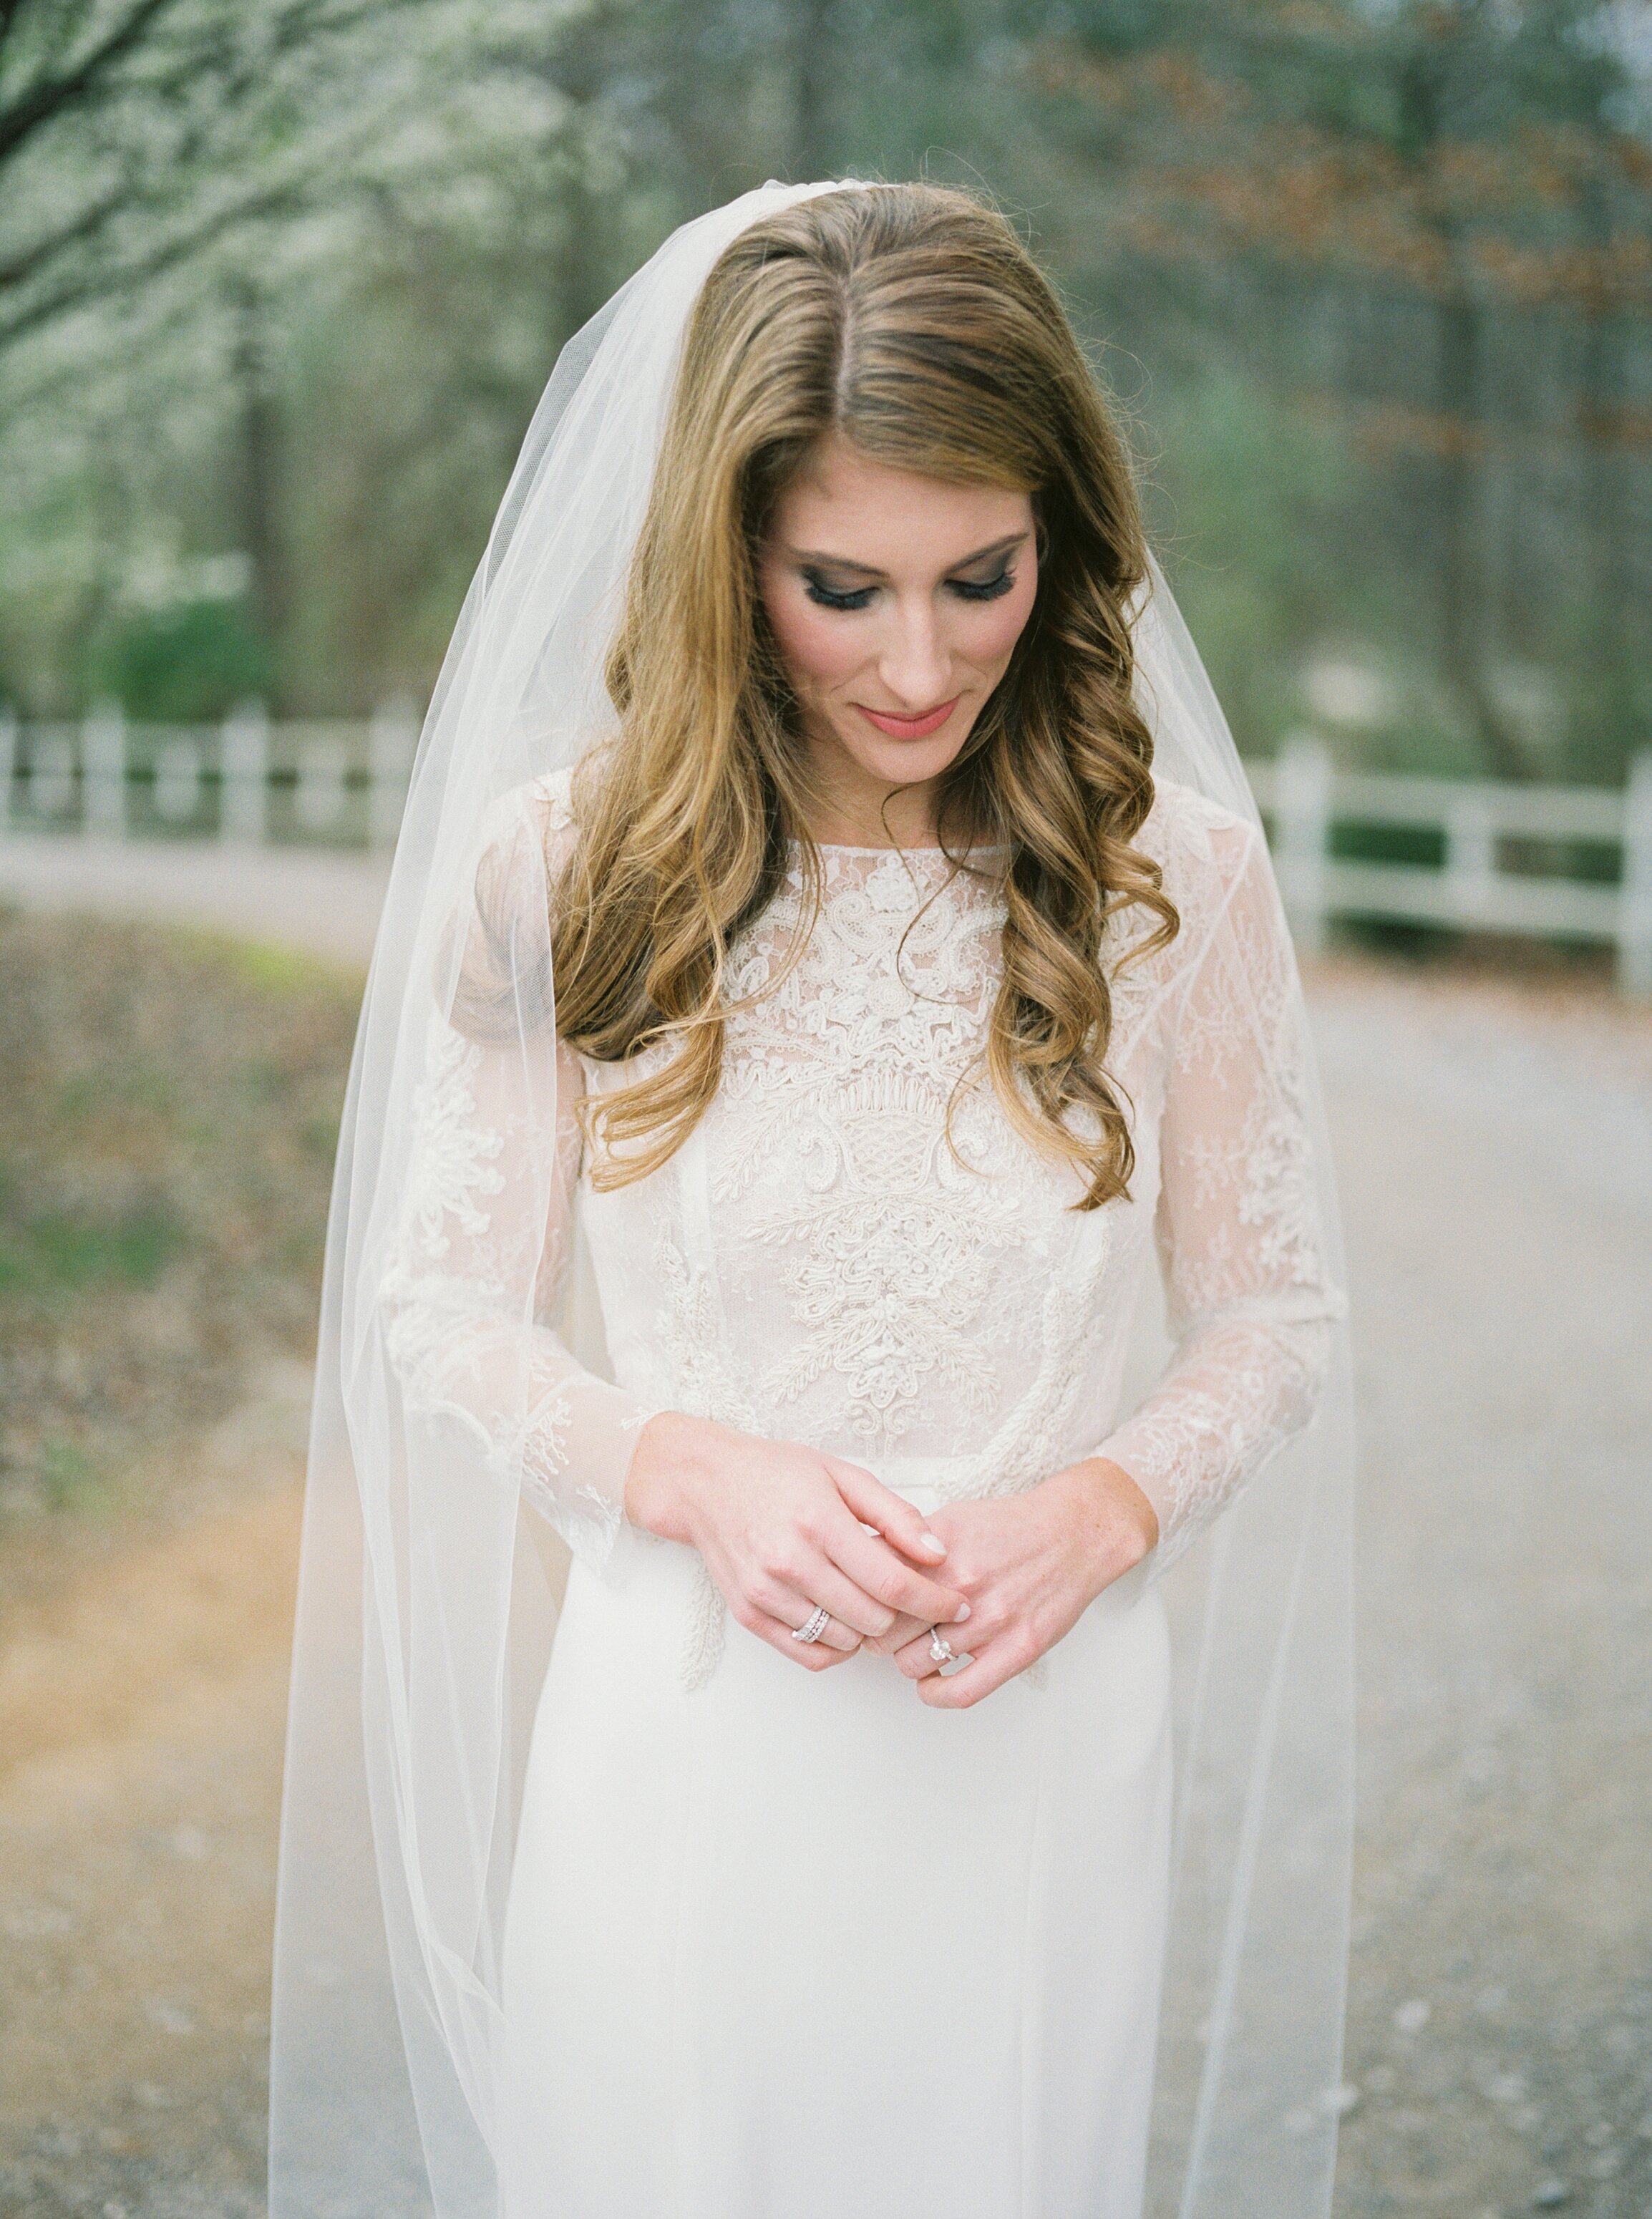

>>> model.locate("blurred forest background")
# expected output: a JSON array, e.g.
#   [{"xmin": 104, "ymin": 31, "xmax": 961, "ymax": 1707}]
[
  {"xmin": 3, "ymin": 0, "xmax": 1652, "ymax": 787},
  {"xmin": 4, "ymin": 13, "xmax": 1652, "ymax": 2216}
]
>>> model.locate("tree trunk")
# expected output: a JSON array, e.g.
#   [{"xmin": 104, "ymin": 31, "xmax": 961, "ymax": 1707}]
[
  {"xmin": 793, "ymin": 0, "xmax": 837, "ymax": 182},
  {"xmin": 1578, "ymin": 179, "xmax": 1633, "ymax": 689},
  {"xmin": 557, "ymin": 162, "xmax": 610, "ymax": 342},
  {"xmin": 1397, "ymin": 30, "xmax": 1529, "ymax": 779},
  {"xmin": 229, "ymin": 272, "xmax": 284, "ymax": 708},
  {"xmin": 1434, "ymin": 277, "xmax": 1528, "ymax": 778}
]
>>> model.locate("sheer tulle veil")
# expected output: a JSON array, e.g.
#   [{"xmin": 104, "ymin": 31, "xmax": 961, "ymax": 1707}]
[{"xmin": 268, "ymin": 180, "xmax": 1355, "ymax": 2219}]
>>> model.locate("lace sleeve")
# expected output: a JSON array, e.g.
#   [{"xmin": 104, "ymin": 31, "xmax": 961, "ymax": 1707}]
[
  {"xmin": 374, "ymin": 778, "xmax": 656, "ymax": 1570},
  {"xmin": 1094, "ymin": 812, "xmax": 1346, "ymax": 1573}
]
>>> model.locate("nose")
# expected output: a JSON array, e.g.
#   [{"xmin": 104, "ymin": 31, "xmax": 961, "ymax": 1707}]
[{"xmin": 877, "ymin": 593, "xmax": 951, "ymax": 709}]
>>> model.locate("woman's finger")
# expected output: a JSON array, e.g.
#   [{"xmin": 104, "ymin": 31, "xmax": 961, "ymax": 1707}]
[
  {"xmin": 914, "ymin": 1617, "xmax": 1054, "ymax": 1706},
  {"xmin": 766, "ymin": 1557, "xmax": 902, "ymax": 1642},
  {"xmin": 745, "ymin": 1572, "xmax": 863, "ymax": 1651},
  {"xmin": 915, "ymin": 1643, "xmax": 1026, "ymax": 1706},
  {"xmin": 865, "ymin": 1608, "xmax": 929, "ymax": 1656},
  {"xmin": 827, "ymin": 1460, "xmax": 950, "ymax": 1568},
  {"xmin": 766, "ymin": 1587, "xmax": 863, "ymax": 1652},
  {"xmin": 746, "ymin": 1608, "xmax": 859, "ymax": 1668},
  {"xmin": 824, "ymin": 1517, "xmax": 969, "ymax": 1630},
  {"xmin": 893, "ymin": 1624, "xmax": 976, "ymax": 1681}
]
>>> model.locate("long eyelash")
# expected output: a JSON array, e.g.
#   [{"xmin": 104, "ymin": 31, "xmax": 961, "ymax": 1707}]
[
  {"xmin": 802, "ymin": 565, "xmax": 1016, "ymax": 611},
  {"xmin": 804, "ymin": 575, "xmax": 877, "ymax": 612},
  {"xmin": 949, "ymin": 568, "xmax": 1015, "ymax": 603}
]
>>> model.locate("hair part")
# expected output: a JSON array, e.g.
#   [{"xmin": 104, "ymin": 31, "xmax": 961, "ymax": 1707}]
[{"xmin": 550, "ymin": 182, "xmax": 1178, "ymax": 1210}]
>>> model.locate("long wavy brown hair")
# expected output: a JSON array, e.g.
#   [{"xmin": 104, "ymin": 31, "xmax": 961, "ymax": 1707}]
[{"xmin": 552, "ymin": 182, "xmax": 1177, "ymax": 1210}]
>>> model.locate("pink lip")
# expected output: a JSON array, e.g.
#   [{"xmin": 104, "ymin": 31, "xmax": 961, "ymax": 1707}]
[{"xmin": 855, "ymin": 696, "xmax": 961, "ymax": 739}]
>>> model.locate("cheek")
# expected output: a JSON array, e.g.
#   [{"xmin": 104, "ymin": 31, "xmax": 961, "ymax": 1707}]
[
  {"xmin": 961, "ymin": 570, "xmax": 1039, "ymax": 671},
  {"xmin": 762, "ymin": 585, "xmax": 868, "ymax": 694}
]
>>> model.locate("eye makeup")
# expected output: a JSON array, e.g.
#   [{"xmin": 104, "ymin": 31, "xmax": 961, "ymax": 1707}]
[
  {"xmin": 948, "ymin": 566, "xmax": 1016, "ymax": 603},
  {"xmin": 801, "ymin": 559, "xmax": 1019, "ymax": 613},
  {"xmin": 803, "ymin": 573, "xmax": 878, "ymax": 612}
]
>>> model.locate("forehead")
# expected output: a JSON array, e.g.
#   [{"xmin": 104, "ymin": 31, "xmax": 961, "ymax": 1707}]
[{"xmin": 771, "ymin": 434, "xmax": 1033, "ymax": 565}]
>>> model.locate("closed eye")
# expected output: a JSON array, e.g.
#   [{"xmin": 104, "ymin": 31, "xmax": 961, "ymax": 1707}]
[
  {"xmin": 948, "ymin": 568, "xmax": 1015, "ymax": 603},
  {"xmin": 804, "ymin": 573, "xmax": 878, "ymax": 612},
  {"xmin": 802, "ymin": 565, "xmax": 1018, "ymax": 612}
]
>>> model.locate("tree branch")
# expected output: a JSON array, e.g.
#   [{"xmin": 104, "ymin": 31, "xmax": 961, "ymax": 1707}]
[
  {"xmin": 0, "ymin": 0, "xmax": 186, "ymax": 162},
  {"xmin": 0, "ymin": 177, "xmax": 130, "ymax": 289},
  {"xmin": 0, "ymin": 0, "xmax": 40, "ymax": 62},
  {"xmin": 0, "ymin": 179, "xmax": 305, "ymax": 350}
]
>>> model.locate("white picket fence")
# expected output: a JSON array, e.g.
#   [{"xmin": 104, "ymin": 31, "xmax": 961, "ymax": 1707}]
[
  {"xmin": 3, "ymin": 707, "xmax": 1651, "ymax": 994},
  {"xmin": 1250, "ymin": 740, "xmax": 1652, "ymax": 996},
  {"xmin": 0, "ymin": 698, "xmax": 419, "ymax": 854}
]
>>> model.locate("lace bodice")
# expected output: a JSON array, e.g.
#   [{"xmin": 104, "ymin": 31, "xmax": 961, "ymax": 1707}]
[{"xmin": 379, "ymin": 767, "xmax": 1344, "ymax": 1679}]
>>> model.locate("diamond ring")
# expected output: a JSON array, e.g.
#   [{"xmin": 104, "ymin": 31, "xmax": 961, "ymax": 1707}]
[
  {"xmin": 792, "ymin": 1605, "xmax": 831, "ymax": 1644},
  {"xmin": 928, "ymin": 1628, "xmax": 956, "ymax": 1666}
]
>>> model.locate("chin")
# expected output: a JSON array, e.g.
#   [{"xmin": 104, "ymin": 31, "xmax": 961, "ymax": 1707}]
[{"xmin": 835, "ymin": 717, "xmax": 971, "ymax": 790}]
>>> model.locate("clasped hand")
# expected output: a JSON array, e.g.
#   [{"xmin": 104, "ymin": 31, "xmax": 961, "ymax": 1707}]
[{"xmin": 623, "ymin": 1413, "xmax": 1158, "ymax": 1707}]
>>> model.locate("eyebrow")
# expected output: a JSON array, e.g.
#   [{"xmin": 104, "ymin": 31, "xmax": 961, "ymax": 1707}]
[{"xmin": 785, "ymin": 530, "xmax": 1029, "ymax": 578}]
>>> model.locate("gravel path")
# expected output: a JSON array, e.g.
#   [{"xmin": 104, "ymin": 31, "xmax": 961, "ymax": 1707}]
[
  {"xmin": 1313, "ymin": 961, "xmax": 1652, "ymax": 2218},
  {"xmin": 0, "ymin": 839, "xmax": 389, "ymax": 968},
  {"xmin": 0, "ymin": 873, "xmax": 1646, "ymax": 2215}
]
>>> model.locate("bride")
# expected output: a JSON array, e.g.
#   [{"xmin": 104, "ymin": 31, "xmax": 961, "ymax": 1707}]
[{"xmin": 269, "ymin": 182, "xmax": 1354, "ymax": 2219}]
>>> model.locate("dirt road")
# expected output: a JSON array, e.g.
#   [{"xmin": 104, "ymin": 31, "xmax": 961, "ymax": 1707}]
[
  {"xmin": 1317, "ymin": 966, "xmax": 1652, "ymax": 2219},
  {"xmin": 0, "ymin": 1371, "xmax": 312, "ymax": 2219},
  {"xmin": 1, "ymin": 958, "xmax": 1648, "ymax": 2218}
]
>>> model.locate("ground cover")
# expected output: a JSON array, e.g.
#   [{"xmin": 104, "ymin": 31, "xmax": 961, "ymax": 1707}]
[{"xmin": 0, "ymin": 908, "xmax": 356, "ymax": 1584}]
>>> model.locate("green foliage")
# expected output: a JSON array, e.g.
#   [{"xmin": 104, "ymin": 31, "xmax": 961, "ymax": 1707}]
[
  {"xmin": 1556, "ymin": 654, "xmax": 1652, "ymax": 790},
  {"xmin": 0, "ymin": 0, "xmax": 1648, "ymax": 775},
  {"xmin": 0, "ymin": 1201, "xmax": 183, "ymax": 1296},
  {"xmin": 1144, "ymin": 371, "xmax": 1376, "ymax": 754},
  {"xmin": 37, "ymin": 1437, "xmax": 107, "ymax": 1514},
  {"xmin": 87, "ymin": 596, "xmax": 272, "ymax": 722}
]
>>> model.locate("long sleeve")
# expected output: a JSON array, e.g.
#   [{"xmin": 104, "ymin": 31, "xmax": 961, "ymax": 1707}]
[
  {"xmin": 375, "ymin": 787, "xmax": 656, "ymax": 1570},
  {"xmin": 1094, "ymin": 813, "xmax": 1346, "ymax": 1573}
]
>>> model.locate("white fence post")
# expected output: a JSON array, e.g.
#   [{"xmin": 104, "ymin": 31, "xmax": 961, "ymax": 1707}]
[
  {"xmin": 369, "ymin": 692, "xmax": 418, "ymax": 850},
  {"xmin": 220, "ymin": 699, "xmax": 270, "ymax": 845},
  {"xmin": 295, "ymin": 736, "xmax": 351, "ymax": 836},
  {"xmin": 0, "ymin": 704, "xmax": 16, "ymax": 833},
  {"xmin": 1445, "ymin": 789, "xmax": 1497, "ymax": 924},
  {"xmin": 82, "ymin": 700, "xmax": 126, "ymax": 838},
  {"xmin": 152, "ymin": 738, "xmax": 205, "ymax": 825},
  {"xmin": 1620, "ymin": 752, "xmax": 1652, "ymax": 998},
  {"xmin": 1275, "ymin": 734, "xmax": 1332, "ymax": 956}
]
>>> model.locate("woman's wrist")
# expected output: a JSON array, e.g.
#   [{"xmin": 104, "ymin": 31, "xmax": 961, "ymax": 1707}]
[
  {"xmin": 623, "ymin": 1408, "xmax": 721, "ymax": 1545},
  {"xmin": 1054, "ymin": 1455, "xmax": 1160, "ymax": 1596}
]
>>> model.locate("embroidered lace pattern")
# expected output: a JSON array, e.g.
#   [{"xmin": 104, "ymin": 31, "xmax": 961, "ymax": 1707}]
[
  {"xmin": 376, "ymin": 767, "xmax": 1345, "ymax": 1661},
  {"xmin": 1092, "ymin": 790, "xmax": 1346, "ymax": 1569},
  {"xmin": 376, "ymin": 789, "xmax": 653, "ymax": 1570},
  {"xmin": 711, "ymin": 845, "xmax": 1036, "ymax": 1455}
]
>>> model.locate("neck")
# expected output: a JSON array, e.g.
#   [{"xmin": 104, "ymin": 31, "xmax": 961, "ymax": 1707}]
[{"xmin": 796, "ymin": 747, "xmax": 944, "ymax": 851}]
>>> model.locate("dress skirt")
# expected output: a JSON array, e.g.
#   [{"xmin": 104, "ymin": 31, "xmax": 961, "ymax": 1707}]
[{"xmin": 500, "ymin": 1474, "xmax": 1174, "ymax": 2219}]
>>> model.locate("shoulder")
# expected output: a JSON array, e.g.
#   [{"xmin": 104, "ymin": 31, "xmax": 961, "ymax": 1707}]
[
  {"xmin": 1136, "ymin": 774, "xmax": 1258, "ymax": 884},
  {"xmin": 443, "ymin": 769, "xmax": 578, "ymax": 1039},
  {"xmin": 1104, "ymin": 777, "xmax": 1276, "ymax": 1015},
  {"xmin": 1134, "ymin": 774, "xmax": 1266, "ymax": 933},
  {"xmin": 472, "ymin": 765, "xmax": 579, "ymax": 888},
  {"xmin": 528, "ymin": 764, "xmax": 576, "ymax": 843},
  {"xmin": 488, "ymin": 763, "xmax": 577, "ymax": 848}
]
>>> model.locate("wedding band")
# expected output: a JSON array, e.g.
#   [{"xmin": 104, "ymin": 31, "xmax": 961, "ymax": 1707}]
[
  {"xmin": 792, "ymin": 1605, "xmax": 831, "ymax": 1645},
  {"xmin": 928, "ymin": 1628, "xmax": 956, "ymax": 1665}
]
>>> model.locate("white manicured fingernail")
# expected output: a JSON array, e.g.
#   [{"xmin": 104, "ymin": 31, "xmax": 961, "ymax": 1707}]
[
  {"xmin": 919, "ymin": 1530, "xmax": 945, "ymax": 1554},
  {"xmin": 953, "ymin": 1601, "xmax": 971, "ymax": 1621}
]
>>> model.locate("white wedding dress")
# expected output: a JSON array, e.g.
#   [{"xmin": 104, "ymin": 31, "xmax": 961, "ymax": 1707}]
[{"xmin": 379, "ymin": 766, "xmax": 1341, "ymax": 2219}]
